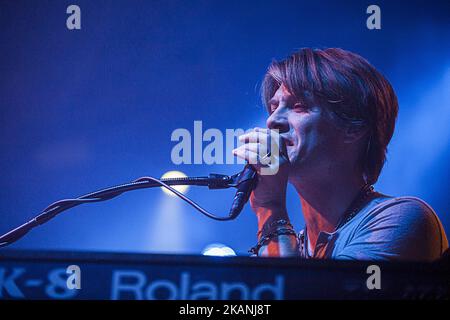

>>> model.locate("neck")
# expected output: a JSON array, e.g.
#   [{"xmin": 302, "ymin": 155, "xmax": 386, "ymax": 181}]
[{"xmin": 290, "ymin": 166, "xmax": 366, "ymax": 251}]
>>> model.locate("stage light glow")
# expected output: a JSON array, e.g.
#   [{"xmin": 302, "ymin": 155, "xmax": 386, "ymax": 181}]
[
  {"xmin": 160, "ymin": 171, "xmax": 189, "ymax": 197},
  {"xmin": 202, "ymin": 243, "xmax": 236, "ymax": 257},
  {"xmin": 147, "ymin": 192, "xmax": 187, "ymax": 253}
]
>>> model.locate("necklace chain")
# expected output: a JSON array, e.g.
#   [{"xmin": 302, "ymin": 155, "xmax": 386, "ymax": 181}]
[
  {"xmin": 334, "ymin": 184, "xmax": 374, "ymax": 230},
  {"xmin": 299, "ymin": 184, "xmax": 375, "ymax": 258}
]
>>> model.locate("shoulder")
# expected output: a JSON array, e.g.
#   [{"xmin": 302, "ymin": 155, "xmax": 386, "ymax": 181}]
[
  {"xmin": 345, "ymin": 195, "xmax": 448, "ymax": 261},
  {"xmin": 359, "ymin": 196, "xmax": 441, "ymax": 230}
]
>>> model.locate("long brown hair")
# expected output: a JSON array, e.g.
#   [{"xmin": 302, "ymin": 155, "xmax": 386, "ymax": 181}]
[{"xmin": 261, "ymin": 48, "xmax": 398, "ymax": 185}]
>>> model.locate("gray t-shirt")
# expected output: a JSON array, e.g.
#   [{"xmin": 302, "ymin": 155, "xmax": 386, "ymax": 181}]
[{"xmin": 298, "ymin": 194, "xmax": 448, "ymax": 261}]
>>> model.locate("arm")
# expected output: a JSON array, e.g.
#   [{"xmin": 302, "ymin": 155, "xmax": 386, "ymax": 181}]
[
  {"xmin": 232, "ymin": 128, "xmax": 299, "ymax": 257},
  {"xmin": 254, "ymin": 205, "xmax": 299, "ymax": 256}
]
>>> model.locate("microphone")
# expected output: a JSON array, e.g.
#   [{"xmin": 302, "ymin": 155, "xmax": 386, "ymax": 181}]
[{"xmin": 228, "ymin": 164, "xmax": 258, "ymax": 219}]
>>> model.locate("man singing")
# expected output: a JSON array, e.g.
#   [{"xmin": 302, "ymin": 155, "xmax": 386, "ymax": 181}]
[{"xmin": 233, "ymin": 48, "xmax": 448, "ymax": 261}]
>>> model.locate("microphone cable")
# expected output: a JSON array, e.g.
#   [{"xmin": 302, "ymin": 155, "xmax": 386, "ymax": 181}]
[{"xmin": 0, "ymin": 168, "xmax": 256, "ymax": 248}]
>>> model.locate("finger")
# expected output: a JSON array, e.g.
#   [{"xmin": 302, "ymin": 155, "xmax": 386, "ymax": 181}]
[
  {"xmin": 233, "ymin": 142, "xmax": 259, "ymax": 154},
  {"xmin": 234, "ymin": 143, "xmax": 272, "ymax": 165},
  {"xmin": 240, "ymin": 128, "xmax": 282, "ymax": 144},
  {"xmin": 233, "ymin": 148, "xmax": 260, "ymax": 165},
  {"xmin": 267, "ymin": 128, "xmax": 281, "ymax": 141},
  {"xmin": 238, "ymin": 131, "xmax": 270, "ymax": 145},
  {"xmin": 253, "ymin": 127, "xmax": 269, "ymax": 132}
]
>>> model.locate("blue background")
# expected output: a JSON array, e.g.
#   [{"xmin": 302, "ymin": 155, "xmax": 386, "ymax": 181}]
[{"xmin": 0, "ymin": 0, "xmax": 449, "ymax": 255}]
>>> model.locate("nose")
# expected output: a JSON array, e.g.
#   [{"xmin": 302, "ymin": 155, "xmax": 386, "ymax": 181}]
[{"xmin": 266, "ymin": 108, "xmax": 289, "ymax": 133}]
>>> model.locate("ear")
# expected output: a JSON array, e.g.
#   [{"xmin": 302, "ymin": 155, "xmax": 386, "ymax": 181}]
[{"xmin": 343, "ymin": 125, "xmax": 369, "ymax": 144}]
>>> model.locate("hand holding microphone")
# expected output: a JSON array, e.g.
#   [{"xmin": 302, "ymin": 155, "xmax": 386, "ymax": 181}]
[{"xmin": 232, "ymin": 128, "xmax": 290, "ymax": 220}]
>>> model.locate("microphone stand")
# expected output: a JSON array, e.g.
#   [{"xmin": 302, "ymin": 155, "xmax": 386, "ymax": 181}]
[{"xmin": 0, "ymin": 165, "xmax": 257, "ymax": 248}]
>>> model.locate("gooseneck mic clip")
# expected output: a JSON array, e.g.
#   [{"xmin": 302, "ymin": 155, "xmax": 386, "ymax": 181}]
[
  {"xmin": 0, "ymin": 165, "xmax": 258, "ymax": 248},
  {"xmin": 227, "ymin": 164, "xmax": 257, "ymax": 219}
]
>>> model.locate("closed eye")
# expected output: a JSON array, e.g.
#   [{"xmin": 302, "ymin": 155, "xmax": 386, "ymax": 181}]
[
  {"xmin": 269, "ymin": 104, "xmax": 278, "ymax": 114},
  {"xmin": 292, "ymin": 102, "xmax": 308, "ymax": 112}
]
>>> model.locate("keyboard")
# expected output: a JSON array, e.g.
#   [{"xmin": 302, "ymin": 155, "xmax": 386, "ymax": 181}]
[{"xmin": 0, "ymin": 250, "xmax": 448, "ymax": 299}]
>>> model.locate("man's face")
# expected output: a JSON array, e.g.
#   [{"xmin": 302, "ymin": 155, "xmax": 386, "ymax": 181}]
[{"xmin": 266, "ymin": 84, "xmax": 346, "ymax": 179}]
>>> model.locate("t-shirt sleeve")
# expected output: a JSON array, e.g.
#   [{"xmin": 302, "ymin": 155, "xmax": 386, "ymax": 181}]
[{"xmin": 334, "ymin": 197, "xmax": 448, "ymax": 261}]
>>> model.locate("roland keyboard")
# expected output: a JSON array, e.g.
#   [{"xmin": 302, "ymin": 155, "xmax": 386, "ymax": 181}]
[{"xmin": 0, "ymin": 250, "xmax": 448, "ymax": 300}]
